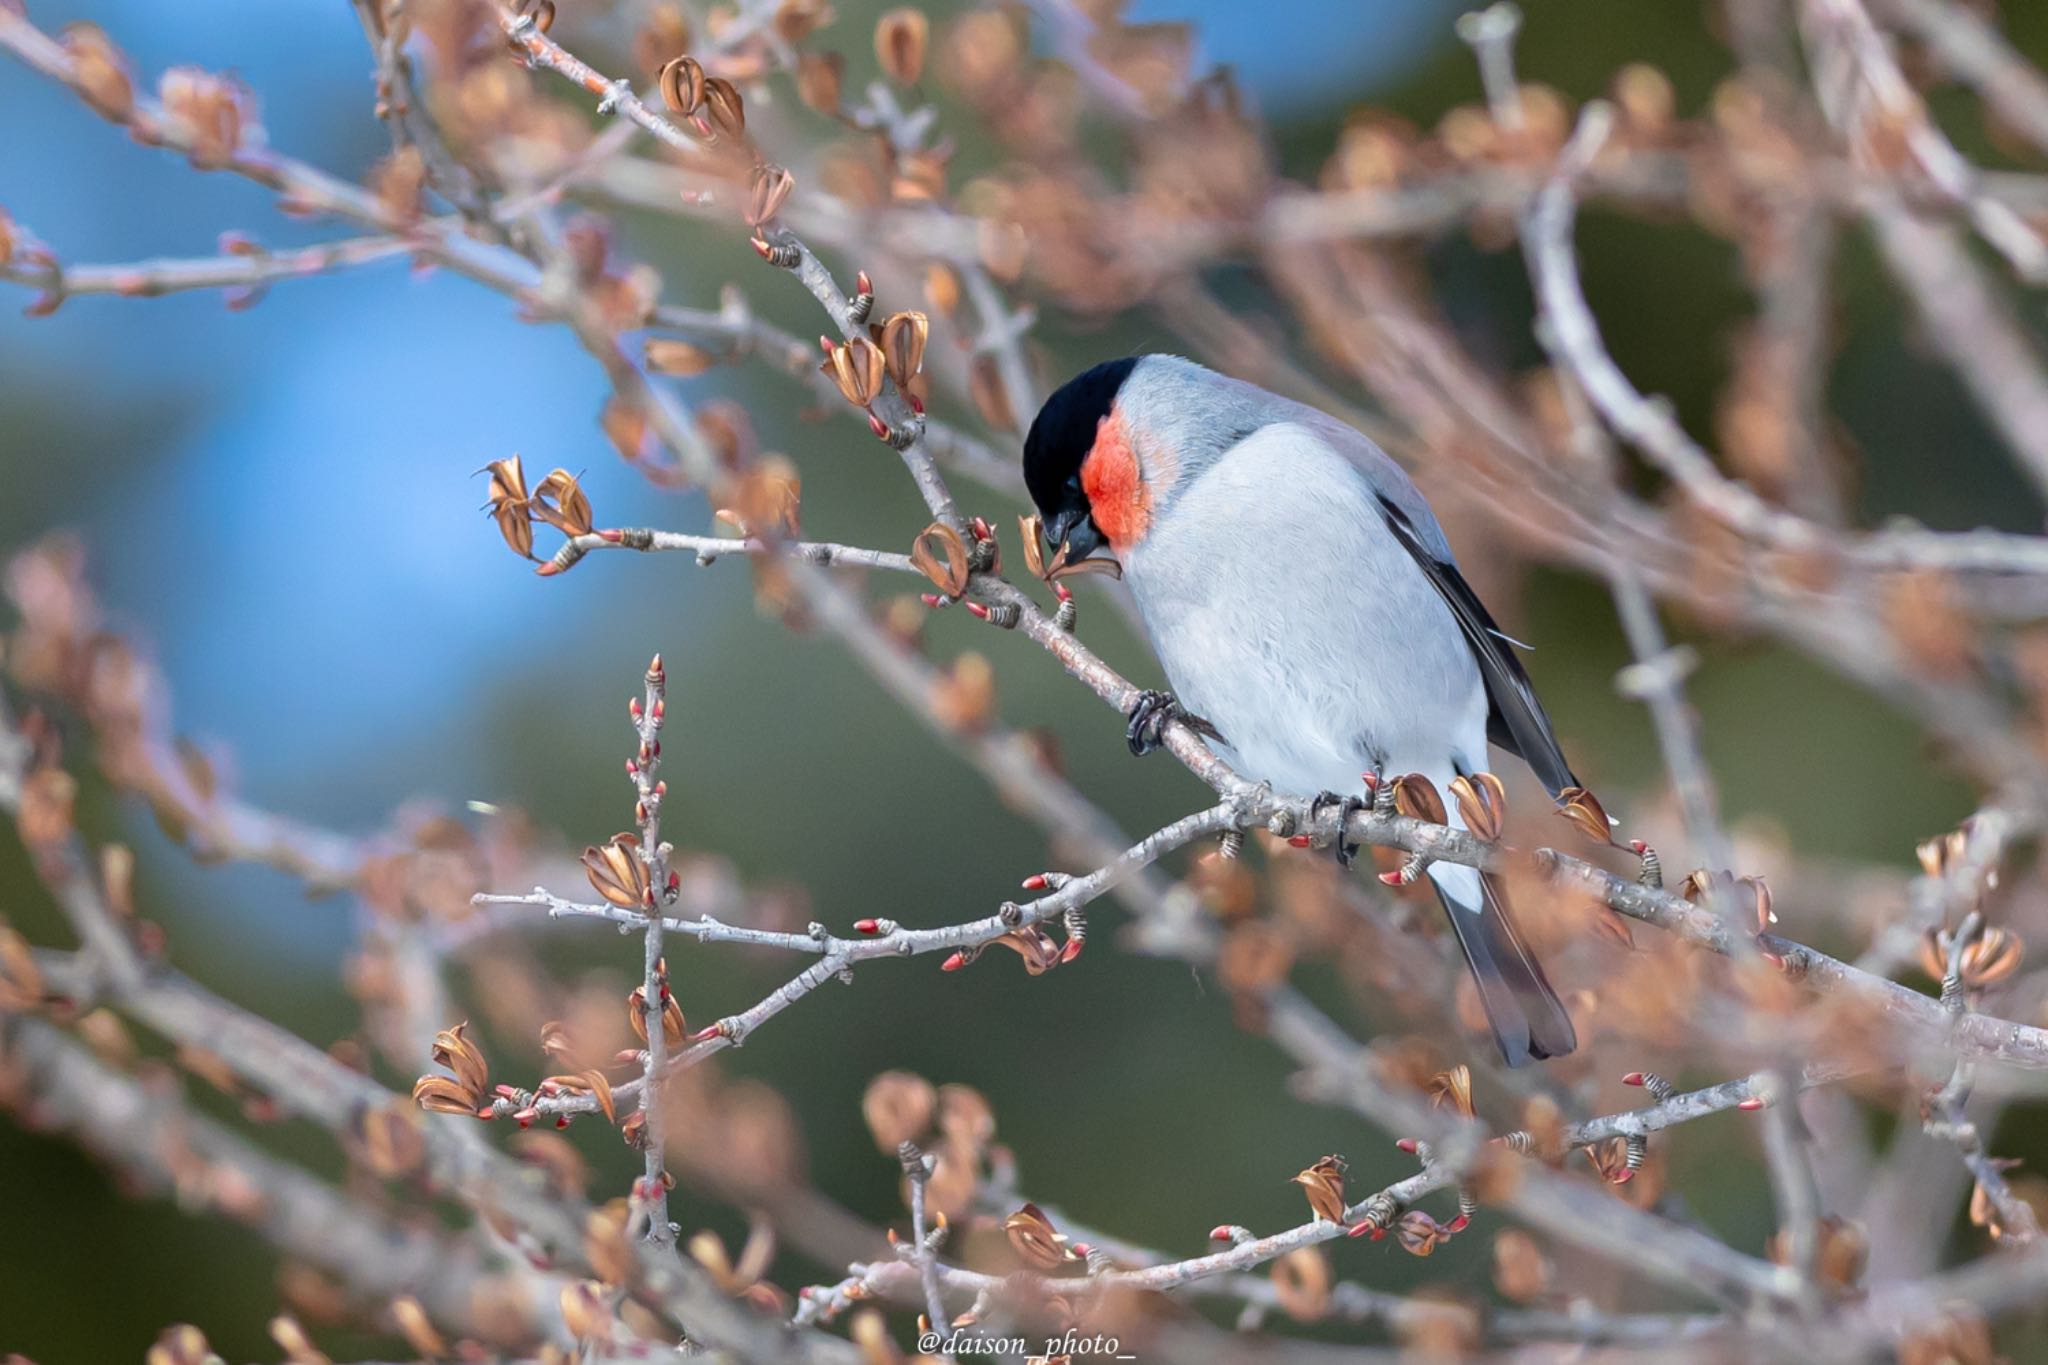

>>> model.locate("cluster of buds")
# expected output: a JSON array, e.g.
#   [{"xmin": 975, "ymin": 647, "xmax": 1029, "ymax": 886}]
[
  {"xmin": 480, "ymin": 455, "xmax": 596, "ymax": 570},
  {"xmin": 818, "ymin": 306, "xmax": 929, "ymax": 444}
]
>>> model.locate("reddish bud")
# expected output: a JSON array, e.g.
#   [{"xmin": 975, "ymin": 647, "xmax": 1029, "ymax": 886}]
[
  {"xmin": 867, "ymin": 411, "xmax": 891, "ymax": 441},
  {"xmin": 665, "ymin": 870, "xmax": 680, "ymax": 893},
  {"xmin": 965, "ymin": 602, "xmax": 990, "ymax": 620},
  {"xmin": 819, "ymin": 335, "xmax": 836, "ymax": 356},
  {"xmin": 1737, "ymin": 1096, "xmax": 1767, "ymax": 1111},
  {"xmin": 1052, "ymin": 580, "xmax": 1072, "ymax": 602},
  {"xmin": 649, "ymin": 653, "xmax": 664, "ymax": 678},
  {"xmin": 630, "ymin": 697, "xmax": 644, "ymax": 720},
  {"xmin": 514, "ymin": 1107, "xmax": 538, "ymax": 1129},
  {"xmin": 655, "ymin": 780, "xmax": 668, "ymax": 796},
  {"xmin": 1628, "ymin": 839, "xmax": 1648, "ymax": 854},
  {"xmin": 854, "ymin": 918, "xmax": 881, "ymax": 934},
  {"xmin": 495, "ymin": 1084, "xmax": 523, "ymax": 1099},
  {"xmin": 653, "ymin": 697, "xmax": 665, "ymax": 719},
  {"xmin": 1021, "ymin": 874, "xmax": 1050, "ymax": 890},
  {"xmin": 686, "ymin": 1024, "xmax": 723, "ymax": 1043},
  {"xmin": 626, "ymin": 758, "xmax": 639, "ymax": 774},
  {"xmin": 1060, "ymin": 938, "xmax": 1084, "ymax": 963},
  {"xmin": 1360, "ymin": 772, "xmax": 1379, "ymax": 791},
  {"xmin": 556, "ymin": 1115, "xmax": 570, "ymax": 1129},
  {"xmin": 909, "ymin": 392, "xmax": 924, "ymax": 414},
  {"xmin": 599, "ymin": 527, "xmax": 624, "ymax": 542},
  {"xmin": 1289, "ymin": 835, "xmax": 1313, "ymax": 848},
  {"xmin": 941, "ymin": 951, "xmax": 967, "ymax": 972},
  {"xmin": 921, "ymin": 593, "xmax": 944, "ymax": 608},
  {"xmin": 752, "ymin": 235, "xmax": 774, "ymax": 260},
  {"xmin": 1622, "ymin": 1071, "xmax": 1646, "ymax": 1087},
  {"xmin": 1443, "ymin": 1214, "xmax": 1469, "ymax": 1234},
  {"xmin": 1378, "ymin": 868, "xmax": 1408, "ymax": 886},
  {"xmin": 533, "ymin": 560, "xmax": 561, "ymax": 577},
  {"xmin": 855, "ymin": 270, "xmax": 872, "ymax": 297},
  {"xmin": 1394, "ymin": 1138, "xmax": 1419, "ymax": 1154},
  {"xmin": 1208, "ymin": 1226, "xmax": 1233, "ymax": 1241}
]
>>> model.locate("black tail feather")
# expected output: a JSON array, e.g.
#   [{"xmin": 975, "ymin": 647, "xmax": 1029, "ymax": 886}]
[{"xmin": 1432, "ymin": 870, "xmax": 1577, "ymax": 1067}]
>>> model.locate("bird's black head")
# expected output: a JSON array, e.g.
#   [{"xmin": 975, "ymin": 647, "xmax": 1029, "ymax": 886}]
[{"xmin": 1023, "ymin": 356, "xmax": 1138, "ymax": 569}]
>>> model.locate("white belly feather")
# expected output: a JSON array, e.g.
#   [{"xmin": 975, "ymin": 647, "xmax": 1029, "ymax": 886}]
[{"xmin": 1121, "ymin": 423, "xmax": 1491, "ymax": 810}]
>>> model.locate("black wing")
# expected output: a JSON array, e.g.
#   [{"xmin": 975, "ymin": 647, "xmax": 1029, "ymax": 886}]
[{"xmin": 1377, "ymin": 496, "xmax": 1579, "ymax": 798}]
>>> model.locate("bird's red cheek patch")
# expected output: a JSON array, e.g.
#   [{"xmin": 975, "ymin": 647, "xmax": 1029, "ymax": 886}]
[{"xmin": 1080, "ymin": 410, "xmax": 1151, "ymax": 548}]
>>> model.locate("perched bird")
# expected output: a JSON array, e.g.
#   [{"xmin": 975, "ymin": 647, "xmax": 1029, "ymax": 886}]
[{"xmin": 1023, "ymin": 355, "xmax": 1580, "ymax": 1066}]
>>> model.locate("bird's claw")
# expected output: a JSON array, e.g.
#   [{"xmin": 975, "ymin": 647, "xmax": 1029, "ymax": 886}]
[
  {"xmin": 1124, "ymin": 690, "xmax": 1220, "ymax": 757},
  {"xmin": 1310, "ymin": 791, "xmax": 1369, "ymax": 868}
]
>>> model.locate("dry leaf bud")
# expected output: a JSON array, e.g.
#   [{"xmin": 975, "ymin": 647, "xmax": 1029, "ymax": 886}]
[
  {"xmin": 1292, "ymin": 1154, "xmax": 1348, "ymax": 1224},
  {"xmin": 583, "ymin": 833, "xmax": 652, "ymax": 909},
  {"xmin": 875, "ymin": 8, "xmax": 930, "ymax": 85}
]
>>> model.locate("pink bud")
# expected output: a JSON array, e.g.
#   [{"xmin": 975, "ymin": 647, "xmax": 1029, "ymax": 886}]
[
  {"xmin": 1394, "ymin": 1138, "xmax": 1419, "ymax": 1154},
  {"xmin": 1622, "ymin": 1072, "xmax": 1646, "ymax": 1087},
  {"xmin": 1059, "ymin": 938, "xmax": 1084, "ymax": 964},
  {"xmin": 1737, "ymin": 1096, "xmax": 1766, "ymax": 1111},
  {"xmin": 941, "ymin": 951, "xmax": 966, "ymax": 972},
  {"xmin": 1208, "ymin": 1226, "xmax": 1233, "ymax": 1241},
  {"xmin": 965, "ymin": 602, "xmax": 990, "ymax": 620},
  {"xmin": 1021, "ymin": 874, "xmax": 1050, "ymax": 890},
  {"xmin": 854, "ymin": 918, "xmax": 881, "ymax": 934},
  {"xmin": 1288, "ymin": 835, "xmax": 1312, "ymax": 848},
  {"xmin": 1443, "ymin": 1214, "xmax": 1469, "ymax": 1234},
  {"xmin": 599, "ymin": 528, "xmax": 623, "ymax": 543},
  {"xmin": 855, "ymin": 270, "xmax": 872, "ymax": 297}
]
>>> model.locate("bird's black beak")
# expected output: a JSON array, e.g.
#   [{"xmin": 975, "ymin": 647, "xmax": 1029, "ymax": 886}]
[{"xmin": 1045, "ymin": 507, "xmax": 1116, "ymax": 576}]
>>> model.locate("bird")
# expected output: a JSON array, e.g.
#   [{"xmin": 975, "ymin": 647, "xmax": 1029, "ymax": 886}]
[{"xmin": 1022, "ymin": 354, "xmax": 1580, "ymax": 1066}]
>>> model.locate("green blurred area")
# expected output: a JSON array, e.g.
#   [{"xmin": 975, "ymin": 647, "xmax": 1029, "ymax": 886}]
[{"xmin": 6, "ymin": 1, "xmax": 2048, "ymax": 1360}]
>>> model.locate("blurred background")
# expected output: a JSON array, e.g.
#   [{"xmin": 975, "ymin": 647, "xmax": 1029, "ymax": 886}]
[{"xmin": 4, "ymin": 0, "xmax": 2047, "ymax": 1359}]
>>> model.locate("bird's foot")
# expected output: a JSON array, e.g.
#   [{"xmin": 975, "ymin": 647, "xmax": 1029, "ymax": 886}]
[
  {"xmin": 1310, "ymin": 791, "xmax": 1369, "ymax": 868},
  {"xmin": 1124, "ymin": 690, "xmax": 1220, "ymax": 757}
]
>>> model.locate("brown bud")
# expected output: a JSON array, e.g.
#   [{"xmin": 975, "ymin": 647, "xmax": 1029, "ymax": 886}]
[
  {"xmin": 746, "ymin": 164, "xmax": 795, "ymax": 227},
  {"xmin": 967, "ymin": 352, "xmax": 1016, "ymax": 431},
  {"xmin": 531, "ymin": 468, "xmax": 593, "ymax": 538},
  {"xmin": 645, "ymin": 338, "xmax": 718, "ymax": 375},
  {"xmin": 1491, "ymin": 1229, "xmax": 1552, "ymax": 1302},
  {"xmin": 430, "ymin": 1021, "xmax": 490, "ymax": 1101},
  {"xmin": 794, "ymin": 51, "xmax": 845, "ymax": 115},
  {"xmin": 1449, "ymin": 771, "xmax": 1506, "ymax": 842},
  {"xmin": 1292, "ymin": 1154, "xmax": 1348, "ymax": 1224},
  {"xmin": 659, "ymin": 55, "xmax": 707, "ymax": 116},
  {"xmin": 1003, "ymin": 1202, "xmax": 1080, "ymax": 1268},
  {"xmin": 822, "ymin": 336, "xmax": 886, "ymax": 407},
  {"xmin": 862, "ymin": 1071, "xmax": 936, "ymax": 1152},
  {"xmin": 1269, "ymin": 1246, "xmax": 1330, "ymax": 1321},
  {"xmin": 878, "ymin": 311, "xmax": 929, "ymax": 389},
  {"xmin": 874, "ymin": 8, "xmax": 930, "ymax": 85},
  {"xmin": 1391, "ymin": 772, "xmax": 1447, "ymax": 825},
  {"xmin": 910, "ymin": 522, "xmax": 972, "ymax": 597},
  {"xmin": 701, "ymin": 77, "xmax": 746, "ymax": 141},
  {"xmin": 1555, "ymin": 785, "xmax": 1616, "ymax": 845},
  {"xmin": 582, "ymin": 833, "xmax": 652, "ymax": 910},
  {"xmin": 1427, "ymin": 1064, "xmax": 1475, "ymax": 1119},
  {"xmin": 991, "ymin": 926, "xmax": 1062, "ymax": 975}
]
